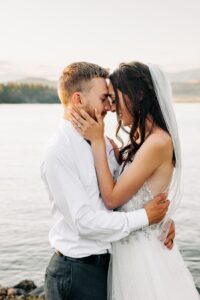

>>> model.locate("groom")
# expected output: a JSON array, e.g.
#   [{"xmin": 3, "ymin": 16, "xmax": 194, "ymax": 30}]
[{"xmin": 41, "ymin": 62, "xmax": 175, "ymax": 300}]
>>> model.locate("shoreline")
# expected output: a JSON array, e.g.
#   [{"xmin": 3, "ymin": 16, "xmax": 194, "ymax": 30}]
[{"xmin": 174, "ymin": 97, "xmax": 200, "ymax": 103}]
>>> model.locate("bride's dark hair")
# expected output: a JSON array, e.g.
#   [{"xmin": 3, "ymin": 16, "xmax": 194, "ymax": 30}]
[{"xmin": 109, "ymin": 61, "xmax": 175, "ymax": 170}]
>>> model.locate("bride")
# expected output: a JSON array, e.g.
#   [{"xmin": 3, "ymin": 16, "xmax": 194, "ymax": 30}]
[{"xmin": 70, "ymin": 62, "xmax": 199, "ymax": 299}]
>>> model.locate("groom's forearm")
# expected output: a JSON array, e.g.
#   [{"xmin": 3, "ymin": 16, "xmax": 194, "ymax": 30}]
[{"xmin": 76, "ymin": 207, "xmax": 149, "ymax": 242}]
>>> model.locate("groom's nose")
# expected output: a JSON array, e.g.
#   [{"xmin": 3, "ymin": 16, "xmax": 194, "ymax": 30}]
[{"xmin": 104, "ymin": 99, "xmax": 111, "ymax": 112}]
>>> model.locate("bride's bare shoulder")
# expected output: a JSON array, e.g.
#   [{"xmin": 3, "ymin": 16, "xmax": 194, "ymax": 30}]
[
  {"xmin": 146, "ymin": 129, "xmax": 172, "ymax": 149},
  {"xmin": 134, "ymin": 131, "xmax": 172, "ymax": 162}
]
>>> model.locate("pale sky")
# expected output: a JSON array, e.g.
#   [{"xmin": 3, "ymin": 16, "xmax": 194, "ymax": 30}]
[{"xmin": 0, "ymin": 0, "xmax": 200, "ymax": 81}]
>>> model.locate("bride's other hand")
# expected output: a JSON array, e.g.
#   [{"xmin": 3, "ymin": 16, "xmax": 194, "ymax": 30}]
[
  {"xmin": 107, "ymin": 137, "xmax": 120, "ymax": 162},
  {"xmin": 70, "ymin": 108, "xmax": 104, "ymax": 142}
]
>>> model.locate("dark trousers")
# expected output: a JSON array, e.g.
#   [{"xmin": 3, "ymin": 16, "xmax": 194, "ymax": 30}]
[{"xmin": 45, "ymin": 252, "xmax": 110, "ymax": 300}]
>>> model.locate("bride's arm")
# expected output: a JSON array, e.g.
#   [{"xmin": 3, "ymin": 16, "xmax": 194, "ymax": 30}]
[
  {"xmin": 70, "ymin": 109, "xmax": 166, "ymax": 209},
  {"xmin": 91, "ymin": 135, "xmax": 166, "ymax": 209}
]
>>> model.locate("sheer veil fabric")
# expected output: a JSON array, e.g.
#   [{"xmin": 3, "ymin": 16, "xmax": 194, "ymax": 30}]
[{"xmin": 147, "ymin": 64, "xmax": 182, "ymax": 241}]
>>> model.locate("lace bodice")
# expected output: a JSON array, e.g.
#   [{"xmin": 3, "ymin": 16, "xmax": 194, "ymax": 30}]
[
  {"xmin": 118, "ymin": 181, "xmax": 154, "ymax": 212},
  {"xmin": 117, "ymin": 181, "xmax": 160, "ymax": 243}
]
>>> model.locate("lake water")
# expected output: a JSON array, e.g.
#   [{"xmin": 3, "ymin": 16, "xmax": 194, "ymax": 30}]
[{"xmin": 0, "ymin": 104, "xmax": 200, "ymax": 289}]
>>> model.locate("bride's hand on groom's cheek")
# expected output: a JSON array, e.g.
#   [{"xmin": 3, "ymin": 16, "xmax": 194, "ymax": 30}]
[{"xmin": 69, "ymin": 108, "xmax": 104, "ymax": 141}]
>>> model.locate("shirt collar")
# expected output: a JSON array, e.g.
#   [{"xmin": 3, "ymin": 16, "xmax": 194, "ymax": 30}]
[{"xmin": 59, "ymin": 119, "xmax": 84, "ymax": 143}]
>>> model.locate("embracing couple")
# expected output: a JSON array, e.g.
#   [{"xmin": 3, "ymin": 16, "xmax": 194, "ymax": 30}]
[{"xmin": 41, "ymin": 61, "xmax": 199, "ymax": 299}]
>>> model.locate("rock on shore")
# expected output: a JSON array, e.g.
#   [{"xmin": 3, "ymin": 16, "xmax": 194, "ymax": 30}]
[{"xmin": 0, "ymin": 280, "xmax": 44, "ymax": 299}]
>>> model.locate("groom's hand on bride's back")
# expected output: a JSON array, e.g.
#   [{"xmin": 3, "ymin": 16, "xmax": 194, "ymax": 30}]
[{"xmin": 144, "ymin": 194, "xmax": 169, "ymax": 225}]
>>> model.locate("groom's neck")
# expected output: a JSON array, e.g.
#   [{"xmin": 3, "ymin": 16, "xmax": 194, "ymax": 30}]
[{"xmin": 63, "ymin": 105, "xmax": 73, "ymax": 121}]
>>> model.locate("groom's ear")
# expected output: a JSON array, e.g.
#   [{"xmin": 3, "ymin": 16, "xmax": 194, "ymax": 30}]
[{"xmin": 71, "ymin": 92, "xmax": 82, "ymax": 105}]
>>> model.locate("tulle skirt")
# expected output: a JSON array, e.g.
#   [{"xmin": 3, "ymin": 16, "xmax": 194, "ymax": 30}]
[{"xmin": 108, "ymin": 231, "xmax": 199, "ymax": 300}]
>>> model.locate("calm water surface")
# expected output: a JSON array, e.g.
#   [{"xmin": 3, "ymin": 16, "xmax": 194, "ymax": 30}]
[{"xmin": 0, "ymin": 104, "xmax": 199, "ymax": 287}]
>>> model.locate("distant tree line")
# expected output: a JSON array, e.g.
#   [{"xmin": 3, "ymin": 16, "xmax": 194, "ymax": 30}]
[
  {"xmin": 0, "ymin": 81, "xmax": 199, "ymax": 104},
  {"xmin": 0, "ymin": 83, "xmax": 60, "ymax": 103},
  {"xmin": 172, "ymin": 82, "xmax": 200, "ymax": 97}
]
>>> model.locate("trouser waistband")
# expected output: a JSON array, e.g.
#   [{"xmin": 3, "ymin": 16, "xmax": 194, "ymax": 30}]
[{"xmin": 55, "ymin": 250, "xmax": 110, "ymax": 266}]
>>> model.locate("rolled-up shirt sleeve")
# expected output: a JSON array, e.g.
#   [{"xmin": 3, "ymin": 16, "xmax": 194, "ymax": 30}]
[{"xmin": 41, "ymin": 151, "xmax": 149, "ymax": 243}]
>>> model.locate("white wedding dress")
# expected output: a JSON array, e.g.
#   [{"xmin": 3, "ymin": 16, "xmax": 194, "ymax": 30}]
[{"xmin": 109, "ymin": 181, "xmax": 199, "ymax": 300}]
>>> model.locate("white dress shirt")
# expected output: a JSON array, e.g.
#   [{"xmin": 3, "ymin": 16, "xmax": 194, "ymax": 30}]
[{"xmin": 41, "ymin": 119, "xmax": 149, "ymax": 258}]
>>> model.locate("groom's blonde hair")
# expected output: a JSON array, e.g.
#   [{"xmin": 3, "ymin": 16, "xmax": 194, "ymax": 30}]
[{"xmin": 58, "ymin": 62, "xmax": 109, "ymax": 105}]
